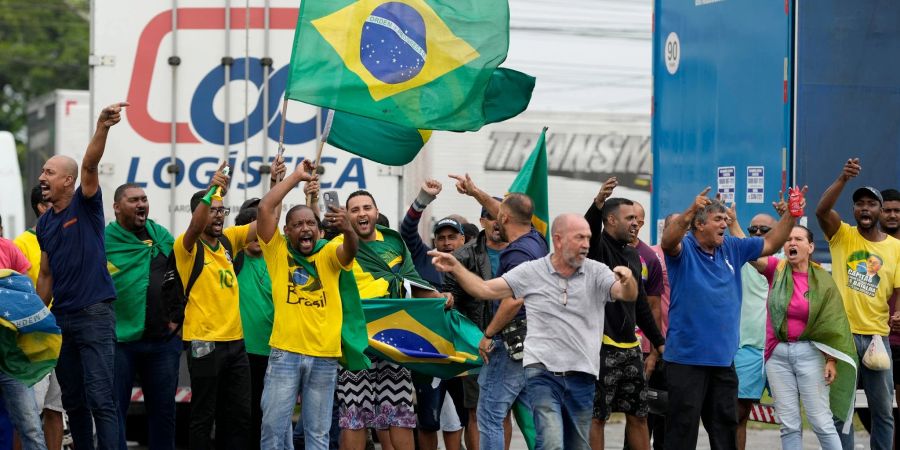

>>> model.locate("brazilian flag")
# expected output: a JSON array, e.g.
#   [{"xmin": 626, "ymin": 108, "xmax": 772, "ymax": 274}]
[
  {"xmin": 326, "ymin": 68, "xmax": 535, "ymax": 166},
  {"xmin": 362, "ymin": 297, "xmax": 483, "ymax": 379},
  {"xmin": 508, "ymin": 128, "xmax": 550, "ymax": 240},
  {"xmin": 0, "ymin": 270, "xmax": 61, "ymax": 386},
  {"xmin": 287, "ymin": 0, "xmax": 529, "ymax": 131}
]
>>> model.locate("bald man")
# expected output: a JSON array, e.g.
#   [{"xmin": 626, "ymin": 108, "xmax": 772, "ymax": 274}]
[
  {"xmin": 36, "ymin": 102, "xmax": 128, "ymax": 450},
  {"xmin": 727, "ymin": 213, "xmax": 776, "ymax": 450},
  {"xmin": 430, "ymin": 213, "xmax": 638, "ymax": 450}
]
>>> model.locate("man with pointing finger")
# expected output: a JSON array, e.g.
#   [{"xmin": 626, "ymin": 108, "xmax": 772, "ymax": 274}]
[
  {"xmin": 36, "ymin": 102, "xmax": 129, "ymax": 450},
  {"xmin": 430, "ymin": 213, "xmax": 638, "ymax": 450},
  {"xmin": 660, "ymin": 187, "xmax": 796, "ymax": 450}
]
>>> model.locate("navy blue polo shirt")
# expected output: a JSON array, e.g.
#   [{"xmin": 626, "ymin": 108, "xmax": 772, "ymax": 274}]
[
  {"xmin": 37, "ymin": 187, "xmax": 117, "ymax": 313},
  {"xmin": 495, "ymin": 229, "xmax": 549, "ymax": 319}
]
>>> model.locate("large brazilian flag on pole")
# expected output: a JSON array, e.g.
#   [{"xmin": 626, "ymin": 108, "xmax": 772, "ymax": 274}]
[{"xmin": 286, "ymin": 0, "xmax": 514, "ymax": 131}]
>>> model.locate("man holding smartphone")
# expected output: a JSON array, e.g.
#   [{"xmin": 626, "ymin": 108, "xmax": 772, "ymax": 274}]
[{"xmin": 256, "ymin": 160, "xmax": 361, "ymax": 450}]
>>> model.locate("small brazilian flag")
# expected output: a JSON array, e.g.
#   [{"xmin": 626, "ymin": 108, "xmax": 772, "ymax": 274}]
[
  {"xmin": 0, "ymin": 270, "xmax": 61, "ymax": 386},
  {"xmin": 287, "ymin": 0, "xmax": 527, "ymax": 131},
  {"xmin": 362, "ymin": 298, "xmax": 483, "ymax": 379},
  {"xmin": 508, "ymin": 128, "xmax": 550, "ymax": 240}
]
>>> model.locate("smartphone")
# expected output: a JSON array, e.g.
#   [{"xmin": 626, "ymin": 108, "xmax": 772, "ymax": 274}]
[{"xmin": 322, "ymin": 190, "xmax": 340, "ymax": 212}]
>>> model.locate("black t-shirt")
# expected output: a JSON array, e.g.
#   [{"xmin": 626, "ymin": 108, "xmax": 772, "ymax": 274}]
[{"xmin": 133, "ymin": 227, "xmax": 171, "ymax": 339}]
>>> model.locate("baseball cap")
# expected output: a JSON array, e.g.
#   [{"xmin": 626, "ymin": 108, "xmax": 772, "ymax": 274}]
[
  {"xmin": 480, "ymin": 196, "xmax": 503, "ymax": 218},
  {"xmin": 240, "ymin": 197, "xmax": 261, "ymax": 211},
  {"xmin": 852, "ymin": 186, "xmax": 883, "ymax": 205},
  {"xmin": 433, "ymin": 217, "xmax": 464, "ymax": 235}
]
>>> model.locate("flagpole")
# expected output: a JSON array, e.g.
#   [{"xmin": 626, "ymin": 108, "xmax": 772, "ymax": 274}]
[
  {"xmin": 276, "ymin": 98, "xmax": 288, "ymax": 182},
  {"xmin": 307, "ymin": 109, "xmax": 335, "ymax": 205}
]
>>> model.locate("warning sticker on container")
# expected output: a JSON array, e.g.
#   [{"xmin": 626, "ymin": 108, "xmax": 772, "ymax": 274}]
[
  {"xmin": 746, "ymin": 166, "xmax": 765, "ymax": 204},
  {"xmin": 718, "ymin": 166, "xmax": 736, "ymax": 204}
]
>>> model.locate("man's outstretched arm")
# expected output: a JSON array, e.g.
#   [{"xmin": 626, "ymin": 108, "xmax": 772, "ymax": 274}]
[{"xmin": 82, "ymin": 102, "xmax": 129, "ymax": 198}]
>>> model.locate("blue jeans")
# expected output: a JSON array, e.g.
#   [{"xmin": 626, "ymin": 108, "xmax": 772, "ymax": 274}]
[
  {"xmin": 766, "ymin": 341, "xmax": 841, "ymax": 450},
  {"xmin": 114, "ymin": 336, "xmax": 182, "ymax": 450},
  {"xmin": 292, "ymin": 398, "xmax": 340, "ymax": 450},
  {"xmin": 835, "ymin": 334, "xmax": 893, "ymax": 450},
  {"xmin": 55, "ymin": 301, "xmax": 119, "ymax": 450},
  {"xmin": 260, "ymin": 348, "xmax": 338, "ymax": 450},
  {"xmin": 524, "ymin": 366, "xmax": 594, "ymax": 450},
  {"xmin": 477, "ymin": 342, "xmax": 531, "ymax": 450},
  {"xmin": 0, "ymin": 373, "xmax": 45, "ymax": 450},
  {"xmin": 0, "ymin": 396, "xmax": 10, "ymax": 450}
]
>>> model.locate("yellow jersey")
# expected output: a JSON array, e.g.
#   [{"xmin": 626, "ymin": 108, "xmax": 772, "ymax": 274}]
[
  {"xmin": 174, "ymin": 225, "xmax": 249, "ymax": 341},
  {"xmin": 260, "ymin": 232, "xmax": 349, "ymax": 357},
  {"xmin": 331, "ymin": 230, "xmax": 403, "ymax": 299}
]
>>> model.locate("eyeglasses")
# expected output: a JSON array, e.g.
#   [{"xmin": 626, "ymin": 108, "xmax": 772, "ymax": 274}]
[
  {"xmin": 209, "ymin": 207, "xmax": 231, "ymax": 217},
  {"xmin": 747, "ymin": 225, "xmax": 771, "ymax": 235},
  {"xmin": 557, "ymin": 277, "xmax": 568, "ymax": 307}
]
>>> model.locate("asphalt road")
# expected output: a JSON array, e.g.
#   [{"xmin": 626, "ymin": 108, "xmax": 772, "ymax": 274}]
[{"xmin": 129, "ymin": 417, "xmax": 872, "ymax": 449}]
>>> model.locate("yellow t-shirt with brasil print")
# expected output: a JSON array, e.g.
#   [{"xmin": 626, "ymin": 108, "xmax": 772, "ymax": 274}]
[
  {"xmin": 260, "ymin": 232, "xmax": 350, "ymax": 357},
  {"xmin": 174, "ymin": 225, "xmax": 249, "ymax": 341},
  {"xmin": 829, "ymin": 222, "xmax": 900, "ymax": 335},
  {"xmin": 331, "ymin": 230, "xmax": 404, "ymax": 299}
]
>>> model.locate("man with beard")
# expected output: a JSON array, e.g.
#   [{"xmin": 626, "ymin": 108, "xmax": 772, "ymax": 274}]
[
  {"xmin": 36, "ymin": 102, "xmax": 128, "ymax": 450},
  {"xmin": 398, "ymin": 178, "xmax": 468, "ymax": 450},
  {"xmin": 449, "ymin": 173, "xmax": 548, "ymax": 450},
  {"xmin": 661, "ymin": 187, "xmax": 795, "ymax": 450},
  {"xmin": 335, "ymin": 190, "xmax": 446, "ymax": 450},
  {"xmin": 176, "ymin": 163, "xmax": 258, "ymax": 449},
  {"xmin": 256, "ymin": 160, "xmax": 361, "ymax": 450},
  {"xmin": 816, "ymin": 159, "xmax": 900, "ymax": 450},
  {"xmin": 583, "ymin": 186, "xmax": 664, "ymax": 450},
  {"xmin": 443, "ymin": 201, "xmax": 508, "ymax": 450},
  {"xmin": 429, "ymin": 213, "xmax": 638, "ymax": 450},
  {"xmin": 104, "ymin": 183, "xmax": 179, "ymax": 450}
]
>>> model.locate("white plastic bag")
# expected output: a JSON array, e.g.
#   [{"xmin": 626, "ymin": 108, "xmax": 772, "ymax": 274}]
[{"xmin": 863, "ymin": 337, "xmax": 891, "ymax": 370}]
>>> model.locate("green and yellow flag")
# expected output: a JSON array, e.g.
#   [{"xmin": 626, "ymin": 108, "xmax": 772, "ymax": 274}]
[
  {"xmin": 106, "ymin": 220, "xmax": 174, "ymax": 342},
  {"xmin": 286, "ymin": 0, "xmax": 529, "ymax": 131},
  {"xmin": 362, "ymin": 298, "xmax": 483, "ymax": 379},
  {"xmin": 326, "ymin": 68, "xmax": 535, "ymax": 166},
  {"xmin": 0, "ymin": 270, "xmax": 61, "ymax": 386},
  {"xmin": 508, "ymin": 128, "xmax": 550, "ymax": 239}
]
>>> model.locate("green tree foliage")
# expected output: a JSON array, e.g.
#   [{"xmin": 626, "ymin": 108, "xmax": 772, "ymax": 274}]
[{"xmin": 0, "ymin": 0, "xmax": 89, "ymax": 143}]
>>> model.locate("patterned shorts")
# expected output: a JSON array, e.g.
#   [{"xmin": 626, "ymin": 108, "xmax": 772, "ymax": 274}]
[
  {"xmin": 593, "ymin": 345, "xmax": 649, "ymax": 420},
  {"xmin": 337, "ymin": 357, "xmax": 417, "ymax": 430}
]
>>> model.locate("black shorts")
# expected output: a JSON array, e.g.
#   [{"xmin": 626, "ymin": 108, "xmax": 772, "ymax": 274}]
[{"xmin": 593, "ymin": 345, "xmax": 649, "ymax": 420}]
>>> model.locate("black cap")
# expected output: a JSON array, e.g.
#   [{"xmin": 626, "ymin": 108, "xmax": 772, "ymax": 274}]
[
  {"xmin": 240, "ymin": 197, "xmax": 261, "ymax": 211},
  {"xmin": 481, "ymin": 197, "xmax": 503, "ymax": 218},
  {"xmin": 433, "ymin": 217, "xmax": 464, "ymax": 235},
  {"xmin": 852, "ymin": 186, "xmax": 883, "ymax": 205}
]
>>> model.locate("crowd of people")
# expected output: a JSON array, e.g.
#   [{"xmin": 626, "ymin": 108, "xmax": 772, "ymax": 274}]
[{"xmin": 0, "ymin": 105, "xmax": 899, "ymax": 450}]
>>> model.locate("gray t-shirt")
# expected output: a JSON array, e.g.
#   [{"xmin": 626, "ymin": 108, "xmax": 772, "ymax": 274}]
[{"xmin": 502, "ymin": 255, "xmax": 617, "ymax": 377}]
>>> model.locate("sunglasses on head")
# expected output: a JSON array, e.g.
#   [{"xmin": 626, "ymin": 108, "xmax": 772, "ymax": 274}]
[{"xmin": 747, "ymin": 225, "xmax": 771, "ymax": 234}]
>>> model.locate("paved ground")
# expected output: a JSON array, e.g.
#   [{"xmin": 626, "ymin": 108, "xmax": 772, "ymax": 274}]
[{"xmin": 129, "ymin": 418, "xmax": 873, "ymax": 449}]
